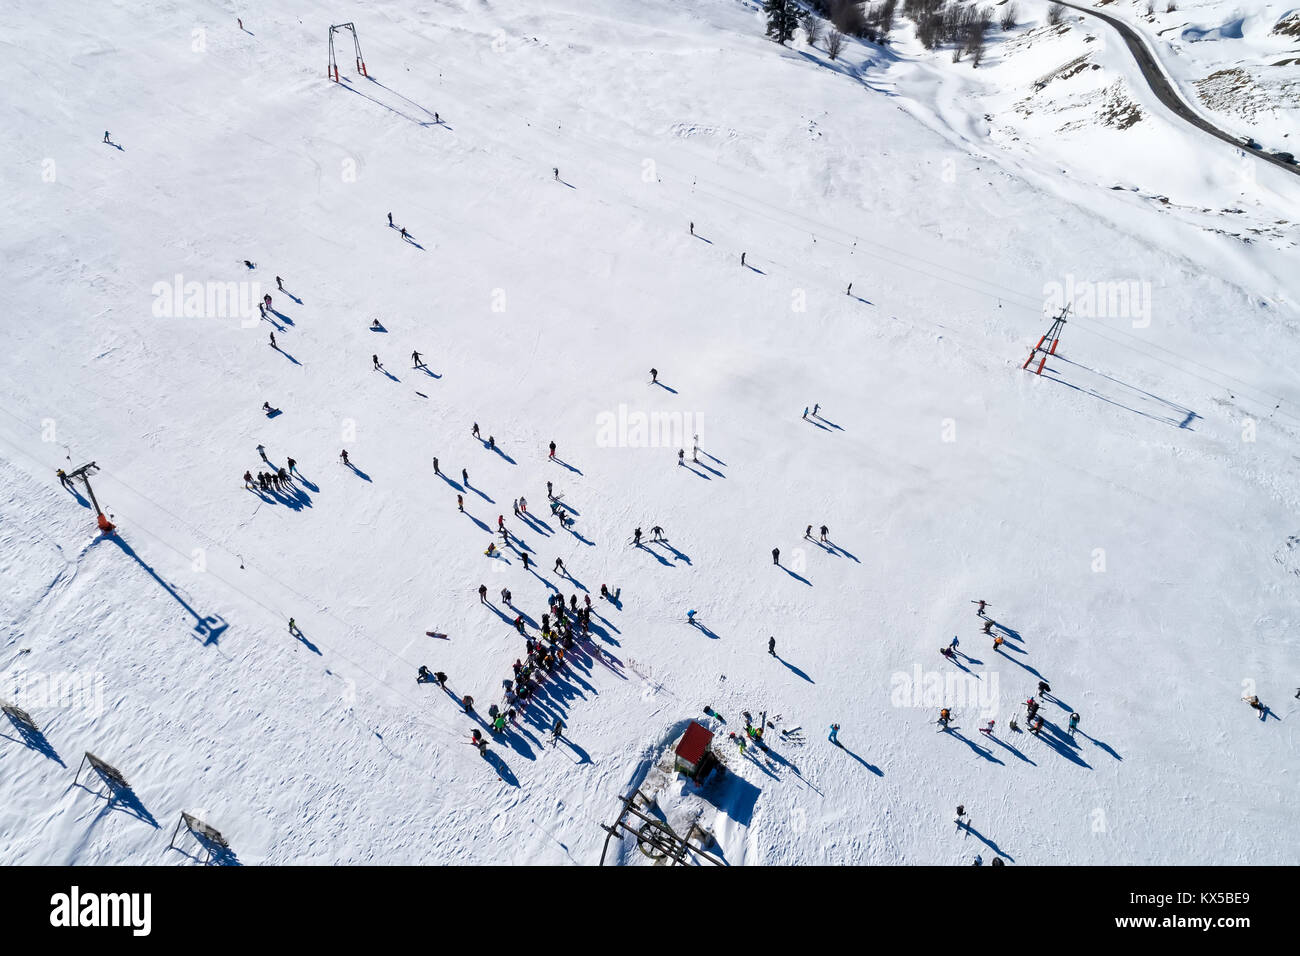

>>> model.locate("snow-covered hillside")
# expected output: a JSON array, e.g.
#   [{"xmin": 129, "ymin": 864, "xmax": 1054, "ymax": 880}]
[{"xmin": 0, "ymin": 0, "xmax": 1296, "ymax": 866}]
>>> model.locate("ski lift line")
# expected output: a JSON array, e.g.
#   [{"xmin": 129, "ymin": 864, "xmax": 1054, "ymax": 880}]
[
  {"xmin": 0, "ymin": 423, "xmax": 461, "ymax": 741},
  {"xmin": 322, "ymin": 18, "xmax": 1291, "ymax": 415},
  {"xmin": 347, "ymin": 27, "xmax": 1050, "ymax": 312}
]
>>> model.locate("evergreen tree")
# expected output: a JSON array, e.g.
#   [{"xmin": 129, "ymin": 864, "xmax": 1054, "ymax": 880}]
[{"xmin": 765, "ymin": 0, "xmax": 801, "ymax": 44}]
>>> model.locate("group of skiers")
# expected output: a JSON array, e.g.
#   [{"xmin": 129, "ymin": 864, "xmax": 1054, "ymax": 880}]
[{"xmin": 243, "ymin": 454, "xmax": 297, "ymax": 495}]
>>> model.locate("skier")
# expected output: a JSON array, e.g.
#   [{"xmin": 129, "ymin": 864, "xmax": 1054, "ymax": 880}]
[
  {"xmin": 462, "ymin": 694, "xmax": 474, "ymax": 714},
  {"xmin": 457, "ymin": 494, "xmax": 463, "ymax": 512},
  {"xmin": 519, "ymin": 496, "xmax": 527, "ymax": 513},
  {"xmin": 257, "ymin": 443, "xmax": 268, "ymax": 462},
  {"xmin": 512, "ymin": 498, "xmax": 520, "ymax": 516},
  {"xmin": 633, "ymin": 527, "xmax": 642, "ymax": 545},
  {"xmin": 688, "ymin": 222, "xmax": 694, "ymax": 235},
  {"xmin": 262, "ymin": 401, "xmax": 273, "ymax": 414},
  {"xmin": 372, "ymin": 354, "xmax": 381, "ymax": 370},
  {"xmin": 470, "ymin": 729, "xmax": 487, "ymax": 753},
  {"xmin": 552, "ymin": 167, "xmax": 559, "ymax": 181},
  {"xmin": 554, "ymin": 557, "xmax": 564, "ymax": 574},
  {"xmin": 462, "ymin": 468, "xmax": 469, "ymax": 486},
  {"xmin": 949, "ymin": 635, "xmax": 960, "ymax": 653},
  {"xmin": 982, "ymin": 619, "xmax": 995, "ymax": 635},
  {"xmin": 288, "ymin": 618, "xmax": 298, "ymax": 634},
  {"xmin": 828, "ymin": 723, "xmax": 840, "ymax": 746},
  {"xmin": 548, "ymin": 440, "xmax": 556, "ymax": 459},
  {"xmin": 522, "ymin": 552, "xmax": 530, "ymax": 570},
  {"xmin": 478, "ymin": 584, "xmax": 488, "ymax": 604},
  {"xmin": 339, "ymin": 449, "xmax": 349, "ymax": 465},
  {"xmin": 772, "ymin": 547, "xmax": 780, "ymax": 565},
  {"xmin": 243, "ymin": 470, "xmax": 254, "ymax": 489},
  {"xmin": 485, "ymin": 542, "xmax": 496, "ymax": 557},
  {"xmin": 488, "ymin": 436, "xmax": 495, "ymax": 450},
  {"xmin": 802, "ymin": 407, "xmax": 809, "ymax": 420},
  {"xmin": 276, "ymin": 276, "xmax": 283, "ymax": 290},
  {"xmin": 400, "ymin": 227, "xmax": 408, "ymax": 240},
  {"xmin": 501, "ymin": 587, "xmax": 511, "ymax": 605},
  {"xmin": 269, "ymin": 332, "xmax": 277, "ymax": 349},
  {"xmin": 1030, "ymin": 716, "xmax": 1044, "ymax": 735},
  {"xmin": 819, "ymin": 524, "xmax": 828, "ymax": 542},
  {"xmin": 286, "ymin": 457, "xmax": 297, "ymax": 474},
  {"xmin": 600, "ymin": 584, "xmax": 610, "ymax": 599},
  {"xmin": 678, "ymin": 449, "xmax": 684, "ymax": 466},
  {"xmin": 846, "ymin": 282, "xmax": 852, "ymax": 296},
  {"xmin": 551, "ymin": 718, "xmax": 564, "ymax": 742},
  {"xmin": 804, "ymin": 524, "xmax": 812, "ymax": 539},
  {"xmin": 974, "ymin": 599, "xmax": 988, "ymax": 616},
  {"xmin": 472, "ymin": 423, "xmax": 480, "ymax": 439},
  {"xmin": 1068, "ymin": 713, "xmax": 1080, "ymax": 736},
  {"xmin": 433, "ymin": 671, "xmax": 446, "ymax": 687},
  {"xmin": 686, "ymin": 609, "xmax": 698, "ymax": 627},
  {"xmin": 651, "ymin": 525, "xmax": 663, "ymax": 541},
  {"xmin": 57, "ymin": 468, "xmax": 74, "ymax": 490},
  {"xmin": 813, "ymin": 403, "xmax": 820, "ymax": 416},
  {"xmin": 434, "ymin": 112, "xmax": 439, "ymax": 124},
  {"xmin": 938, "ymin": 708, "xmax": 951, "ymax": 728},
  {"xmin": 497, "ymin": 514, "xmax": 504, "ymax": 530},
  {"xmin": 103, "ymin": 130, "xmax": 110, "ymax": 143},
  {"xmin": 546, "ymin": 480, "xmax": 553, "ymax": 498},
  {"xmin": 514, "ymin": 615, "xmax": 526, "ymax": 635},
  {"xmin": 412, "ymin": 350, "xmax": 422, "ymax": 367},
  {"xmin": 1037, "ymin": 679, "xmax": 1052, "ymax": 699},
  {"xmin": 432, "ymin": 457, "xmax": 440, "ymax": 475},
  {"xmin": 740, "ymin": 252, "xmax": 746, "ymax": 267},
  {"xmin": 979, "ymin": 719, "xmax": 995, "ymax": 736},
  {"xmin": 768, "ymin": 636, "xmax": 776, "ymax": 656},
  {"xmin": 417, "ymin": 665, "xmax": 432, "ymax": 684},
  {"xmin": 993, "ymin": 635, "xmax": 1005, "ymax": 651},
  {"xmin": 650, "ymin": 367, "xmax": 658, "ymax": 383}
]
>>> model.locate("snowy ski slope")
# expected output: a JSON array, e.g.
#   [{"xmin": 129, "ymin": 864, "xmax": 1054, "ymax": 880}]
[{"xmin": 0, "ymin": 0, "xmax": 1296, "ymax": 865}]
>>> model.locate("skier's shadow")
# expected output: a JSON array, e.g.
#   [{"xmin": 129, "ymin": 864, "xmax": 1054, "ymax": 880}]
[
  {"xmin": 692, "ymin": 234, "xmax": 712, "ymax": 245},
  {"xmin": 825, "ymin": 541, "xmax": 860, "ymax": 562},
  {"xmin": 744, "ymin": 263, "xmax": 766, "ymax": 275},
  {"xmin": 552, "ymin": 458, "xmax": 583, "ymax": 475},
  {"xmin": 400, "ymin": 234, "xmax": 426, "ymax": 249},
  {"xmin": 292, "ymin": 629, "xmax": 322, "ymax": 655},
  {"xmin": 566, "ymin": 527, "xmax": 596, "ymax": 547},
  {"xmin": 487, "ymin": 444, "xmax": 516, "ymax": 464},
  {"xmin": 1076, "ymin": 731, "xmax": 1122, "ymax": 760},
  {"xmin": 961, "ymin": 823, "xmax": 1014, "ymax": 862},
  {"xmin": 696, "ymin": 460, "xmax": 725, "ymax": 478},
  {"xmin": 688, "ymin": 621, "xmax": 720, "ymax": 640},
  {"xmin": 661, "ymin": 542, "xmax": 691, "ymax": 564},
  {"xmin": 947, "ymin": 728, "xmax": 1004, "ymax": 765},
  {"xmin": 777, "ymin": 656, "xmax": 815, "ymax": 684},
  {"xmin": 464, "ymin": 512, "xmax": 490, "ymax": 532},
  {"xmin": 264, "ymin": 408, "xmax": 283, "ymax": 419},
  {"xmin": 438, "ymin": 474, "xmax": 462, "ymax": 491},
  {"xmin": 379, "ymin": 368, "xmax": 400, "ymax": 382},
  {"xmin": 276, "ymin": 349, "xmax": 302, "ymax": 366},
  {"xmin": 481, "ymin": 749, "xmax": 518, "ymax": 786},
  {"xmin": 104, "ymin": 141, "xmax": 124, "ymax": 151},
  {"xmin": 994, "ymin": 621, "xmax": 1023, "ymax": 641},
  {"xmin": 652, "ymin": 381, "xmax": 679, "ymax": 394},
  {"xmin": 369, "ymin": 324, "xmax": 388, "ymax": 333},
  {"xmin": 418, "ymin": 366, "xmax": 442, "ymax": 379},
  {"xmin": 986, "ymin": 733, "xmax": 1035, "ymax": 766},
  {"xmin": 813, "ymin": 415, "xmax": 843, "ymax": 431},
  {"xmin": 779, "ymin": 565, "xmax": 812, "ymax": 587},
  {"xmin": 344, "ymin": 462, "xmax": 372, "ymax": 482},
  {"xmin": 998, "ymin": 652, "xmax": 1044, "ymax": 679},
  {"xmin": 681, "ymin": 463, "xmax": 711, "ymax": 480},
  {"xmin": 63, "ymin": 486, "xmax": 91, "ymax": 509},
  {"xmin": 838, "ymin": 744, "xmax": 882, "ymax": 776},
  {"xmin": 269, "ymin": 309, "xmax": 293, "ymax": 326},
  {"xmin": 638, "ymin": 544, "xmax": 671, "ymax": 567},
  {"xmin": 295, "ymin": 474, "xmax": 319, "ymax": 493},
  {"xmin": 519, "ymin": 513, "xmax": 551, "ymax": 536},
  {"xmin": 467, "ymin": 484, "xmax": 493, "ymax": 503},
  {"xmin": 283, "ymin": 291, "xmax": 303, "ymax": 304},
  {"xmin": 849, "ymin": 294, "xmax": 874, "ymax": 305},
  {"xmin": 803, "ymin": 418, "xmax": 830, "ymax": 431}
]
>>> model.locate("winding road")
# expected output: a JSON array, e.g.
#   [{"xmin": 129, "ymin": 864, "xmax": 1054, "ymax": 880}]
[{"xmin": 1057, "ymin": 0, "xmax": 1299, "ymax": 176}]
